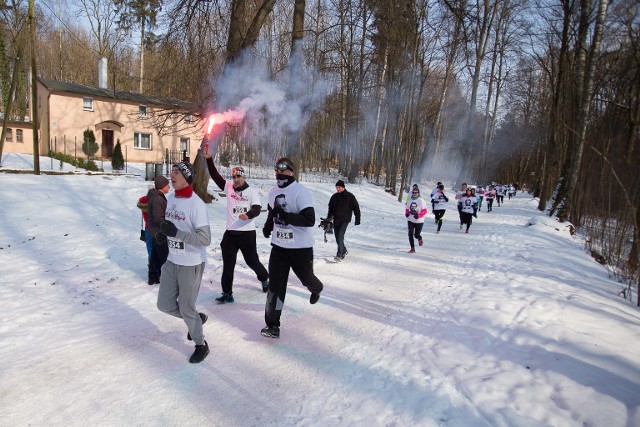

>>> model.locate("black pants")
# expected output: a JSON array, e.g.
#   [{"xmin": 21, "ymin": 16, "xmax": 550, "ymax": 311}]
[
  {"xmin": 334, "ymin": 222, "xmax": 349, "ymax": 257},
  {"xmin": 497, "ymin": 195, "xmax": 503, "ymax": 205},
  {"xmin": 461, "ymin": 212, "xmax": 473, "ymax": 230},
  {"xmin": 221, "ymin": 230, "xmax": 268, "ymax": 294},
  {"xmin": 434, "ymin": 210, "xmax": 445, "ymax": 231},
  {"xmin": 486, "ymin": 198, "xmax": 494, "ymax": 211},
  {"xmin": 149, "ymin": 237, "xmax": 169, "ymax": 281},
  {"xmin": 407, "ymin": 221, "xmax": 424, "ymax": 248},
  {"xmin": 265, "ymin": 246, "xmax": 324, "ymax": 328}
]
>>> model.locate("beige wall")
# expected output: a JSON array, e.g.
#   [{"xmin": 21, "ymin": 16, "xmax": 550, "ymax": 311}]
[
  {"xmin": 1, "ymin": 123, "xmax": 34, "ymax": 154},
  {"xmin": 35, "ymin": 81, "xmax": 204, "ymax": 163}
]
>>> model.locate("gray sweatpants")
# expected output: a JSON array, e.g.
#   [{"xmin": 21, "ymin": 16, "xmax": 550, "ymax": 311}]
[{"xmin": 157, "ymin": 260, "xmax": 206, "ymax": 345}]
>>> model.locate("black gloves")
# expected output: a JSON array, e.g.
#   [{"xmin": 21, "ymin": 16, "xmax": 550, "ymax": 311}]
[
  {"xmin": 355, "ymin": 219, "xmax": 360, "ymax": 226},
  {"xmin": 155, "ymin": 233, "xmax": 167, "ymax": 244},
  {"xmin": 160, "ymin": 220, "xmax": 178, "ymax": 237},
  {"xmin": 263, "ymin": 227, "xmax": 271, "ymax": 238},
  {"xmin": 405, "ymin": 212, "xmax": 410, "ymax": 218},
  {"xmin": 273, "ymin": 205, "xmax": 288, "ymax": 224},
  {"xmin": 413, "ymin": 214, "xmax": 419, "ymax": 219}
]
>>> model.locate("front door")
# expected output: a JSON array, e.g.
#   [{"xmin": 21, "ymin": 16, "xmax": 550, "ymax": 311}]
[{"xmin": 102, "ymin": 130, "xmax": 114, "ymax": 158}]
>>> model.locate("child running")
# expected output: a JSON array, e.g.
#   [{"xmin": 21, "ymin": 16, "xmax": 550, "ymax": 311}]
[
  {"xmin": 405, "ymin": 184, "xmax": 428, "ymax": 253},
  {"xmin": 458, "ymin": 188, "xmax": 478, "ymax": 233},
  {"xmin": 431, "ymin": 184, "xmax": 448, "ymax": 234}
]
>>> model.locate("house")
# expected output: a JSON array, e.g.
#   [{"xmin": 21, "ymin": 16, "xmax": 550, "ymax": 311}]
[
  {"xmin": 1, "ymin": 121, "xmax": 34, "ymax": 155},
  {"xmin": 35, "ymin": 73, "xmax": 204, "ymax": 164}
]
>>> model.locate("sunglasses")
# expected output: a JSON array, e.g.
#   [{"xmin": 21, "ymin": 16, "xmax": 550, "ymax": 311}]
[
  {"xmin": 412, "ymin": 191, "xmax": 419, "ymax": 194},
  {"xmin": 274, "ymin": 163, "xmax": 290, "ymax": 171}
]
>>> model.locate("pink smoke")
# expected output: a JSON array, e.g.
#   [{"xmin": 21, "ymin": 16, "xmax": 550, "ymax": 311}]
[{"xmin": 206, "ymin": 108, "xmax": 246, "ymax": 135}]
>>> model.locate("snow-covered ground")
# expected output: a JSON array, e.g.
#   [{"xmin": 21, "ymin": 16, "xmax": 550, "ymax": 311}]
[{"xmin": 1, "ymin": 153, "xmax": 638, "ymax": 427}]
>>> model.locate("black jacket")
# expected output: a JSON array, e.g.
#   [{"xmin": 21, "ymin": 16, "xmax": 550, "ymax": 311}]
[
  {"xmin": 327, "ymin": 190, "xmax": 361, "ymax": 226},
  {"xmin": 146, "ymin": 188, "xmax": 167, "ymax": 238}
]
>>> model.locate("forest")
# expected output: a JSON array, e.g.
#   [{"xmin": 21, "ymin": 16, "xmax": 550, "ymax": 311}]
[{"xmin": 0, "ymin": 0, "xmax": 638, "ymax": 303}]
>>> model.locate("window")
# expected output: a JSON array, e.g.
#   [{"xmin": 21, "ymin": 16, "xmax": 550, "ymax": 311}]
[
  {"xmin": 16, "ymin": 129, "xmax": 23, "ymax": 143},
  {"xmin": 139, "ymin": 105, "xmax": 147, "ymax": 117},
  {"xmin": 184, "ymin": 114, "xmax": 193, "ymax": 123},
  {"xmin": 134, "ymin": 132, "xmax": 151, "ymax": 149},
  {"xmin": 83, "ymin": 97, "xmax": 93, "ymax": 111},
  {"xmin": 5, "ymin": 129, "xmax": 12, "ymax": 142},
  {"xmin": 180, "ymin": 138, "xmax": 189, "ymax": 152}
]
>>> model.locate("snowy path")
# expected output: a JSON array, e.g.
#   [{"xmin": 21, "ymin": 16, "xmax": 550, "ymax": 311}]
[{"xmin": 0, "ymin": 159, "xmax": 638, "ymax": 427}]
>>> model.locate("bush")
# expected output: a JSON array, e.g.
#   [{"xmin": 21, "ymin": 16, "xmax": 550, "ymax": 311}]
[
  {"xmin": 82, "ymin": 129, "xmax": 99, "ymax": 160},
  {"xmin": 49, "ymin": 151, "xmax": 103, "ymax": 172},
  {"xmin": 111, "ymin": 139, "xmax": 125, "ymax": 170}
]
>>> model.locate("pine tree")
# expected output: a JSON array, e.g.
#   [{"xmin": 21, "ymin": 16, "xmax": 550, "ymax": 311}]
[
  {"xmin": 82, "ymin": 129, "xmax": 99, "ymax": 160},
  {"xmin": 111, "ymin": 139, "xmax": 124, "ymax": 170}
]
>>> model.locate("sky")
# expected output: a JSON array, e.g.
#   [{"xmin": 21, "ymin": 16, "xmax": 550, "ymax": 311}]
[{"xmin": 1, "ymin": 153, "xmax": 639, "ymax": 427}]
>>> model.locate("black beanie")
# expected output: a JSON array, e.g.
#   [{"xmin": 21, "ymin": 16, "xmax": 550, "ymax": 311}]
[
  {"xmin": 412, "ymin": 184, "xmax": 420, "ymax": 193},
  {"xmin": 336, "ymin": 180, "xmax": 345, "ymax": 188},
  {"xmin": 174, "ymin": 161, "xmax": 194, "ymax": 184}
]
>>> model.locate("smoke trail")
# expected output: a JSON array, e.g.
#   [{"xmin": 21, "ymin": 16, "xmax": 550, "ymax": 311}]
[{"xmin": 206, "ymin": 50, "xmax": 331, "ymax": 144}]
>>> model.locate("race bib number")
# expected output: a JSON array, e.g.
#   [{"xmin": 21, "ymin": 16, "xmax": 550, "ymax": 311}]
[
  {"xmin": 167, "ymin": 237, "xmax": 186, "ymax": 255},
  {"xmin": 274, "ymin": 228, "xmax": 294, "ymax": 246},
  {"xmin": 233, "ymin": 206, "xmax": 248, "ymax": 214}
]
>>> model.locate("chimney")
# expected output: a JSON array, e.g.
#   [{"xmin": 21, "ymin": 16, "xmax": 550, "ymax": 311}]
[{"xmin": 98, "ymin": 57, "xmax": 108, "ymax": 89}]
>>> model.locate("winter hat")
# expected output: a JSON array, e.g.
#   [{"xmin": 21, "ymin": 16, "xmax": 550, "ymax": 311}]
[
  {"xmin": 336, "ymin": 180, "xmax": 345, "ymax": 188},
  {"xmin": 154, "ymin": 175, "xmax": 169, "ymax": 189},
  {"xmin": 174, "ymin": 161, "xmax": 194, "ymax": 184},
  {"xmin": 274, "ymin": 157, "xmax": 295, "ymax": 173}
]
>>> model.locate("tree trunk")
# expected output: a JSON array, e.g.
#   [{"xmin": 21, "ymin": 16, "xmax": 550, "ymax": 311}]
[
  {"xmin": 28, "ymin": 0, "xmax": 39, "ymax": 175},
  {"xmin": 554, "ymin": 0, "xmax": 609, "ymax": 224},
  {"xmin": 139, "ymin": 20, "xmax": 145, "ymax": 93}
]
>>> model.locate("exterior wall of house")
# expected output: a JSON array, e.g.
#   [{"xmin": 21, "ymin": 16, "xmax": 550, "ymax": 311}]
[
  {"xmin": 34, "ymin": 81, "xmax": 204, "ymax": 164},
  {"xmin": 1, "ymin": 122, "xmax": 34, "ymax": 154}
]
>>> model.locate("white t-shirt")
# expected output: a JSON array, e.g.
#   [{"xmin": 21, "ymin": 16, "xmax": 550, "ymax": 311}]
[
  {"xmin": 165, "ymin": 193, "xmax": 210, "ymax": 266},
  {"xmin": 405, "ymin": 196, "xmax": 428, "ymax": 223},
  {"xmin": 224, "ymin": 183, "xmax": 262, "ymax": 231},
  {"xmin": 267, "ymin": 181, "xmax": 315, "ymax": 248},
  {"xmin": 432, "ymin": 192, "xmax": 448, "ymax": 211},
  {"xmin": 459, "ymin": 195, "xmax": 477, "ymax": 214}
]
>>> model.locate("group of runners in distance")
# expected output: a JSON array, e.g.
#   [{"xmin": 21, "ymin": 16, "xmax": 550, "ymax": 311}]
[{"xmin": 404, "ymin": 181, "xmax": 517, "ymax": 253}]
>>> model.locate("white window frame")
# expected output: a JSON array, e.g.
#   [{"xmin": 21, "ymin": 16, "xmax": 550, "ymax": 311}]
[
  {"xmin": 16, "ymin": 129, "xmax": 23, "ymax": 143},
  {"xmin": 5, "ymin": 128, "xmax": 12, "ymax": 142},
  {"xmin": 139, "ymin": 105, "xmax": 147, "ymax": 117},
  {"xmin": 180, "ymin": 137, "xmax": 189, "ymax": 152},
  {"xmin": 83, "ymin": 97, "xmax": 94, "ymax": 111},
  {"xmin": 184, "ymin": 114, "xmax": 193, "ymax": 123},
  {"xmin": 134, "ymin": 132, "xmax": 152, "ymax": 150}
]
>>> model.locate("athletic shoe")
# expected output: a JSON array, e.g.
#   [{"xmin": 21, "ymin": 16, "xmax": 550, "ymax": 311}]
[
  {"xmin": 187, "ymin": 312, "xmax": 208, "ymax": 341},
  {"xmin": 334, "ymin": 256, "xmax": 342, "ymax": 262},
  {"xmin": 418, "ymin": 239, "xmax": 423, "ymax": 246},
  {"xmin": 215, "ymin": 292, "xmax": 234, "ymax": 304},
  {"xmin": 261, "ymin": 280, "xmax": 269, "ymax": 293},
  {"xmin": 310, "ymin": 293, "xmax": 320, "ymax": 304},
  {"xmin": 465, "ymin": 229, "xmax": 469, "ymax": 233},
  {"xmin": 189, "ymin": 340, "xmax": 209, "ymax": 363},
  {"xmin": 408, "ymin": 248, "xmax": 415, "ymax": 253},
  {"xmin": 260, "ymin": 325, "xmax": 280, "ymax": 338},
  {"xmin": 342, "ymin": 249, "xmax": 349, "ymax": 258}
]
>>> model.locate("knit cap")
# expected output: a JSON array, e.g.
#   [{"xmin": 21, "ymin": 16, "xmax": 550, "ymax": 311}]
[
  {"xmin": 154, "ymin": 175, "xmax": 169, "ymax": 189},
  {"xmin": 174, "ymin": 161, "xmax": 194, "ymax": 184}
]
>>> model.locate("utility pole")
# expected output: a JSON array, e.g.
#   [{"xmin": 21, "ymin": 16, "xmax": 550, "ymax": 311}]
[{"xmin": 28, "ymin": 0, "xmax": 39, "ymax": 174}]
